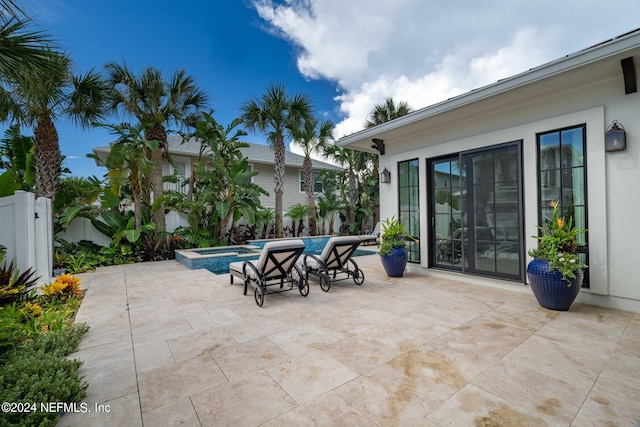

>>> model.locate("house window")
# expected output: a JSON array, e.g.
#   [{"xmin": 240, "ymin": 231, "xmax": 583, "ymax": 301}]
[
  {"xmin": 174, "ymin": 161, "xmax": 187, "ymax": 177},
  {"xmin": 537, "ymin": 124, "xmax": 588, "ymax": 286},
  {"xmin": 299, "ymin": 170, "xmax": 323, "ymax": 193},
  {"xmin": 398, "ymin": 159, "xmax": 420, "ymax": 263}
]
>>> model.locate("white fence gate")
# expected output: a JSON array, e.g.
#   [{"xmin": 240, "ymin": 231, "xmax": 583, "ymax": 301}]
[{"xmin": 0, "ymin": 191, "xmax": 52, "ymax": 283}]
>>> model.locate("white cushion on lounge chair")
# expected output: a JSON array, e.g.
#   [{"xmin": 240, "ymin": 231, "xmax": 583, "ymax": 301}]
[
  {"xmin": 231, "ymin": 239, "xmax": 305, "ymax": 281},
  {"xmin": 305, "ymin": 236, "xmax": 361, "ymax": 270}
]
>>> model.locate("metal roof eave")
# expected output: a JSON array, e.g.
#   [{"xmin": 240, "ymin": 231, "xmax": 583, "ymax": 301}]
[{"xmin": 337, "ymin": 28, "xmax": 640, "ymax": 148}]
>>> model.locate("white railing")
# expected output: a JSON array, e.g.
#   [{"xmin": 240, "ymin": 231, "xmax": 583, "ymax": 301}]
[{"xmin": 164, "ymin": 176, "xmax": 190, "ymax": 194}]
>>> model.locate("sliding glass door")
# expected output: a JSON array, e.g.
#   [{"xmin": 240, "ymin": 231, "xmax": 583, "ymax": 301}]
[{"xmin": 429, "ymin": 142, "xmax": 524, "ymax": 281}]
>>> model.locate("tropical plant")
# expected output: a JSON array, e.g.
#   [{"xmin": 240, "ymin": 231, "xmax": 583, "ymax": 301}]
[
  {"xmin": 0, "ymin": 261, "xmax": 39, "ymax": 304},
  {"xmin": 364, "ymin": 97, "xmax": 412, "ymax": 224},
  {"xmin": 54, "ymin": 175, "xmax": 103, "ymax": 213},
  {"xmin": 105, "ymin": 62, "xmax": 209, "ymax": 236},
  {"xmin": 172, "ymin": 113, "xmax": 267, "ymax": 244},
  {"xmin": 0, "ymin": 0, "xmax": 59, "ymax": 82},
  {"xmin": 291, "ymin": 115, "xmax": 334, "ymax": 235},
  {"xmin": 0, "ymin": 51, "xmax": 109, "ymax": 202},
  {"xmin": 324, "ymin": 144, "xmax": 375, "ymax": 233},
  {"xmin": 285, "ymin": 203, "xmax": 313, "ymax": 237},
  {"xmin": 65, "ymin": 253, "xmax": 96, "ymax": 274},
  {"xmin": 101, "ymin": 122, "xmax": 158, "ymax": 230},
  {"xmin": 241, "ymin": 83, "xmax": 313, "ymax": 238},
  {"xmin": 0, "ymin": 125, "xmax": 35, "ymax": 194},
  {"xmin": 365, "ymin": 97, "xmax": 412, "ymax": 128},
  {"xmin": 53, "ymin": 249, "xmax": 66, "ymax": 270},
  {"xmin": 528, "ymin": 201, "xmax": 587, "ymax": 282},
  {"xmin": 41, "ymin": 273, "xmax": 82, "ymax": 300},
  {"xmin": 255, "ymin": 206, "xmax": 276, "ymax": 239},
  {"xmin": 95, "ymin": 209, "xmax": 156, "ymax": 245},
  {"xmin": 379, "ymin": 215, "xmax": 409, "ymax": 256}
]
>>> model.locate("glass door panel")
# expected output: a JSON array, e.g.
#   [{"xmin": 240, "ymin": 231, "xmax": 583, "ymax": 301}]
[{"xmin": 430, "ymin": 143, "xmax": 524, "ymax": 281}]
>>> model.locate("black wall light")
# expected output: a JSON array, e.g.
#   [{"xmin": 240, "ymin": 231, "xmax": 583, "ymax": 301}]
[
  {"xmin": 605, "ymin": 120, "xmax": 626, "ymax": 152},
  {"xmin": 380, "ymin": 167, "xmax": 391, "ymax": 183}
]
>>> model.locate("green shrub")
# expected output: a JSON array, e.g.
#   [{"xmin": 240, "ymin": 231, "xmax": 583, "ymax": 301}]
[{"xmin": 0, "ymin": 325, "xmax": 89, "ymax": 427}]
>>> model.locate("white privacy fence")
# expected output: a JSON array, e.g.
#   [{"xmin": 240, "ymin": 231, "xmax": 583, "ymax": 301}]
[{"xmin": 0, "ymin": 191, "xmax": 52, "ymax": 283}]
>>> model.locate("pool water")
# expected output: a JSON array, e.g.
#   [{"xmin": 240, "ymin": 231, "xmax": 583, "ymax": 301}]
[{"xmin": 175, "ymin": 237, "xmax": 375, "ymax": 275}]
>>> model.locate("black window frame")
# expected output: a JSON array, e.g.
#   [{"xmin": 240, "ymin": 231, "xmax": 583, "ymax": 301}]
[
  {"xmin": 397, "ymin": 158, "xmax": 421, "ymax": 263},
  {"xmin": 536, "ymin": 124, "xmax": 589, "ymax": 287}
]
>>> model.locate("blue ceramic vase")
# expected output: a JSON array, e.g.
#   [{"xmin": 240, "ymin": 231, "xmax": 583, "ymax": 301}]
[
  {"xmin": 526, "ymin": 257, "xmax": 584, "ymax": 311},
  {"xmin": 380, "ymin": 247, "xmax": 408, "ymax": 277}
]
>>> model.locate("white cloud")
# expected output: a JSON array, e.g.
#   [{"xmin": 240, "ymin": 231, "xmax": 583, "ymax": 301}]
[{"xmin": 253, "ymin": 0, "xmax": 640, "ymax": 137}]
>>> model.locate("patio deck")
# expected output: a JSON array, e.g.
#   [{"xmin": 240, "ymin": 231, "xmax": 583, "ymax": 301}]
[{"xmin": 58, "ymin": 255, "xmax": 640, "ymax": 426}]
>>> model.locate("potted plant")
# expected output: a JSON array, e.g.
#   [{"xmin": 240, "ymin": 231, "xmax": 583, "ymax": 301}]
[
  {"xmin": 53, "ymin": 249, "xmax": 66, "ymax": 277},
  {"xmin": 379, "ymin": 215, "xmax": 409, "ymax": 277},
  {"xmin": 527, "ymin": 201, "xmax": 587, "ymax": 311}
]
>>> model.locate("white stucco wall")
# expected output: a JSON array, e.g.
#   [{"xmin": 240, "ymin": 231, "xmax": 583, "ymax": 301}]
[{"xmin": 377, "ymin": 73, "xmax": 639, "ymax": 311}]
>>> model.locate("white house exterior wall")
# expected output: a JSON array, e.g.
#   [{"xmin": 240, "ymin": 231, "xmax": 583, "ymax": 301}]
[
  {"xmin": 376, "ymin": 70, "xmax": 639, "ymax": 311},
  {"xmin": 251, "ymin": 163, "xmax": 307, "ymax": 209}
]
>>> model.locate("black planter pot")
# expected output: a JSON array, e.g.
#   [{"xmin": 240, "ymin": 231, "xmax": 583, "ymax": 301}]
[
  {"xmin": 526, "ymin": 257, "xmax": 584, "ymax": 311},
  {"xmin": 380, "ymin": 247, "xmax": 408, "ymax": 277}
]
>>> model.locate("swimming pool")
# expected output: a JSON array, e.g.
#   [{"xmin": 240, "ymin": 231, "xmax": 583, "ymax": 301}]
[{"xmin": 175, "ymin": 236, "xmax": 376, "ymax": 275}]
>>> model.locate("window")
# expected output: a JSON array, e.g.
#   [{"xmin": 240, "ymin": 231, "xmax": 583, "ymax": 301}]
[
  {"xmin": 299, "ymin": 170, "xmax": 323, "ymax": 193},
  {"xmin": 398, "ymin": 159, "xmax": 420, "ymax": 263},
  {"xmin": 537, "ymin": 125, "xmax": 588, "ymax": 286}
]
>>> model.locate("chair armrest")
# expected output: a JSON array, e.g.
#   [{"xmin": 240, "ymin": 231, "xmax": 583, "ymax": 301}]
[{"xmin": 242, "ymin": 261, "xmax": 260, "ymax": 281}]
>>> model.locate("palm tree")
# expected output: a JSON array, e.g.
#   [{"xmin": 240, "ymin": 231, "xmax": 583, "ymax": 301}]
[
  {"xmin": 291, "ymin": 116, "xmax": 334, "ymax": 235},
  {"xmin": 0, "ymin": 1, "xmax": 59, "ymax": 82},
  {"xmin": 285, "ymin": 203, "xmax": 313, "ymax": 237},
  {"xmin": 241, "ymin": 83, "xmax": 312, "ymax": 238},
  {"xmin": 324, "ymin": 145, "xmax": 361, "ymax": 229},
  {"xmin": 0, "ymin": 52, "xmax": 109, "ymax": 202},
  {"xmin": 364, "ymin": 97, "xmax": 413, "ymax": 225},
  {"xmin": 365, "ymin": 97, "xmax": 412, "ymax": 128},
  {"xmin": 105, "ymin": 62, "xmax": 208, "ymax": 236}
]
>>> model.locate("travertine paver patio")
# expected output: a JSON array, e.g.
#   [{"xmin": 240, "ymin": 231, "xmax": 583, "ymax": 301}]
[{"xmin": 58, "ymin": 254, "xmax": 640, "ymax": 426}]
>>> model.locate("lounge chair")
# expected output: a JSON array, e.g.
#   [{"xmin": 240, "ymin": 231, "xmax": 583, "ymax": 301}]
[
  {"xmin": 229, "ymin": 239, "xmax": 308, "ymax": 307},
  {"xmin": 359, "ymin": 222, "xmax": 380, "ymax": 246},
  {"xmin": 302, "ymin": 236, "xmax": 364, "ymax": 292}
]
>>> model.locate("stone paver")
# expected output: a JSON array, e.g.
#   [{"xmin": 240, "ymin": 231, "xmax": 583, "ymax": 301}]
[{"xmin": 57, "ymin": 255, "xmax": 640, "ymax": 426}]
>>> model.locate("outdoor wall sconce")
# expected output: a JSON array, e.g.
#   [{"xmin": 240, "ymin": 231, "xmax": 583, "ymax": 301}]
[
  {"xmin": 380, "ymin": 167, "xmax": 391, "ymax": 183},
  {"xmin": 605, "ymin": 120, "xmax": 626, "ymax": 152},
  {"xmin": 371, "ymin": 138, "xmax": 385, "ymax": 155}
]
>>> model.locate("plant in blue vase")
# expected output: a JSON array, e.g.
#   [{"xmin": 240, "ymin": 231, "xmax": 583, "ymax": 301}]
[
  {"xmin": 527, "ymin": 201, "xmax": 588, "ymax": 310},
  {"xmin": 379, "ymin": 215, "xmax": 413, "ymax": 277}
]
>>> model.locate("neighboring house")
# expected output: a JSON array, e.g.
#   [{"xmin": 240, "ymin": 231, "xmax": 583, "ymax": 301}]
[
  {"xmin": 338, "ymin": 28, "xmax": 640, "ymax": 312},
  {"xmin": 92, "ymin": 136, "xmax": 343, "ymax": 232}
]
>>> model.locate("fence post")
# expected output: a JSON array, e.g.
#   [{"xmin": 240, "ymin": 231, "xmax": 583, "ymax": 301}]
[
  {"xmin": 12, "ymin": 191, "xmax": 36, "ymax": 275},
  {"xmin": 35, "ymin": 196, "xmax": 52, "ymax": 282}
]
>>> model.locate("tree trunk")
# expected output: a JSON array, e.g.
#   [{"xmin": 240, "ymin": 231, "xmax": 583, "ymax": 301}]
[
  {"xmin": 34, "ymin": 115, "xmax": 60, "ymax": 202},
  {"xmin": 348, "ymin": 168, "xmax": 357, "ymax": 226},
  {"xmin": 303, "ymin": 155, "xmax": 317, "ymax": 235},
  {"xmin": 146, "ymin": 125, "xmax": 167, "ymax": 239},
  {"xmin": 273, "ymin": 134, "xmax": 286, "ymax": 238}
]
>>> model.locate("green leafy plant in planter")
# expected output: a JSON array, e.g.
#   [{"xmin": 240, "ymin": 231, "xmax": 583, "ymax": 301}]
[
  {"xmin": 379, "ymin": 215, "xmax": 412, "ymax": 277},
  {"xmin": 527, "ymin": 201, "xmax": 588, "ymax": 311},
  {"xmin": 379, "ymin": 215, "xmax": 407, "ymax": 256},
  {"xmin": 528, "ymin": 201, "xmax": 587, "ymax": 282}
]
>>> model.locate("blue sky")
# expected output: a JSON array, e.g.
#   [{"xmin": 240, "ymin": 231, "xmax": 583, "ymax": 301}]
[{"xmin": 17, "ymin": 0, "xmax": 640, "ymax": 178}]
